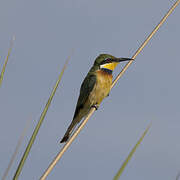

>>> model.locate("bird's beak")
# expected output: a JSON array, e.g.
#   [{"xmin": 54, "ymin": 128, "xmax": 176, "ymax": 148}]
[
  {"xmin": 113, "ymin": 58, "xmax": 134, "ymax": 62},
  {"xmin": 100, "ymin": 58, "xmax": 133, "ymax": 71}
]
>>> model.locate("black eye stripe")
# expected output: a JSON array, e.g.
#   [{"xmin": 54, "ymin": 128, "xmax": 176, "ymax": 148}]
[{"xmin": 101, "ymin": 58, "xmax": 112, "ymax": 65}]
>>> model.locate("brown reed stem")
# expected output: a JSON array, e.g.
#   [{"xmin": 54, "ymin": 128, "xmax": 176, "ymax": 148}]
[{"xmin": 40, "ymin": 1, "xmax": 180, "ymax": 179}]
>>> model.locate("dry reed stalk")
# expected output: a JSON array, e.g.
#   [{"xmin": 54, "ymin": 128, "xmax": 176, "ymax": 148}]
[{"xmin": 40, "ymin": 1, "xmax": 180, "ymax": 179}]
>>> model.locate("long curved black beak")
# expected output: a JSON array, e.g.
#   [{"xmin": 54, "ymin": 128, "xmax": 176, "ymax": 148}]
[{"xmin": 113, "ymin": 58, "xmax": 134, "ymax": 62}]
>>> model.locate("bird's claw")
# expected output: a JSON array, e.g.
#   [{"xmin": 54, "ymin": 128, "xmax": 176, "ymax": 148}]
[{"xmin": 92, "ymin": 105, "xmax": 99, "ymax": 110}]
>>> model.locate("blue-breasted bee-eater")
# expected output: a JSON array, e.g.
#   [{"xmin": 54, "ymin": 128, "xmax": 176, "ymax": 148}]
[{"xmin": 60, "ymin": 54, "xmax": 133, "ymax": 143}]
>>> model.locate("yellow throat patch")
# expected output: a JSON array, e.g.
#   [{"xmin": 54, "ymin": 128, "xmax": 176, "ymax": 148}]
[{"xmin": 100, "ymin": 62, "xmax": 119, "ymax": 71}]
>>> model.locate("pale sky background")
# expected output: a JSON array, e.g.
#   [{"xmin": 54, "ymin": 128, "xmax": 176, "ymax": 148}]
[{"xmin": 0, "ymin": 0, "xmax": 180, "ymax": 180}]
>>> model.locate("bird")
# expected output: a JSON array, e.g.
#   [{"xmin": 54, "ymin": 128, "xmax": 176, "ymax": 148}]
[{"xmin": 60, "ymin": 54, "xmax": 133, "ymax": 143}]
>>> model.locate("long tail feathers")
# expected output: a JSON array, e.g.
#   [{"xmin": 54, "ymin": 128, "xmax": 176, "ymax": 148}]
[
  {"xmin": 60, "ymin": 134, "xmax": 69, "ymax": 143},
  {"xmin": 60, "ymin": 119, "xmax": 78, "ymax": 143}
]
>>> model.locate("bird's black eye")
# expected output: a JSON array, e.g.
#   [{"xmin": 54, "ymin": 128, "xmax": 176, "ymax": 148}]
[
  {"xmin": 101, "ymin": 58, "xmax": 111, "ymax": 65},
  {"xmin": 105, "ymin": 58, "xmax": 111, "ymax": 62}
]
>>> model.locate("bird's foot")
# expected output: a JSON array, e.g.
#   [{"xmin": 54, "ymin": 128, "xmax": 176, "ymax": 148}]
[{"xmin": 92, "ymin": 104, "xmax": 99, "ymax": 110}]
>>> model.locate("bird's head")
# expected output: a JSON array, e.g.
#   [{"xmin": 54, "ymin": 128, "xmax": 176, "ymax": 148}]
[{"xmin": 94, "ymin": 54, "xmax": 133, "ymax": 72}]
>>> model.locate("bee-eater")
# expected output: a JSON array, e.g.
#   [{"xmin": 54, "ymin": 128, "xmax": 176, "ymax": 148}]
[{"xmin": 60, "ymin": 54, "xmax": 133, "ymax": 143}]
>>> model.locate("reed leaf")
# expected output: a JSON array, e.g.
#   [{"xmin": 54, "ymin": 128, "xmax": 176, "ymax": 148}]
[
  {"xmin": 2, "ymin": 119, "xmax": 31, "ymax": 180},
  {"xmin": 113, "ymin": 123, "xmax": 151, "ymax": 180},
  {"xmin": 13, "ymin": 56, "xmax": 70, "ymax": 180},
  {"xmin": 0, "ymin": 36, "xmax": 15, "ymax": 87}
]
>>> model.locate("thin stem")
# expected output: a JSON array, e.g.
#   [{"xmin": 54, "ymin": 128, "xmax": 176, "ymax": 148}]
[
  {"xmin": 2, "ymin": 119, "xmax": 31, "ymax": 180},
  {"xmin": 40, "ymin": 108, "xmax": 95, "ymax": 180},
  {"xmin": 113, "ymin": 123, "xmax": 151, "ymax": 180},
  {"xmin": 40, "ymin": 1, "xmax": 180, "ymax": 179},
  {"xmin": 13, "ymin": 56, "xmax": 70, "ymax": 180},
  {"xmin": 111, "ymin": 0, "xmax": 180, "ymax": 89},
  {"xmin": 0, "ymin": 36, "xmax": 15, "ymax": 87}
]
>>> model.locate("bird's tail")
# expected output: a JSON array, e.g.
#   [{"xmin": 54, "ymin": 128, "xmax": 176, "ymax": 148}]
[
  {"xmin": 60, "ymin": 132, "xmax": 69, "ymax": 143},
  {"xmin": 60, "ymin": 119, "xmax": 77, "ymax": 143}
]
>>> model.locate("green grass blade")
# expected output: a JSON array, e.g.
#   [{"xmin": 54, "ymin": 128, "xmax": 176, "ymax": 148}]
[
  {"xmin": 2, "ymin": 119, "xmax": 31, "ymax": 180},
  {"xmin": 113, "ymin": 123, "xmax": 151, "ymax": 180},
  {"xmin": 0, "ymin": 36, "xmax": 15, "ymax": 87},
  {"xmin": 13, "ymin": 56, "xmax": 70, "ymax": 180}
]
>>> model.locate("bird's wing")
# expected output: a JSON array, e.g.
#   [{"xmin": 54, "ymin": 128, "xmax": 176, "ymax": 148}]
[{"xmin": 73, "ymin": 73, "xmax": 96, "ymax": 119}]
